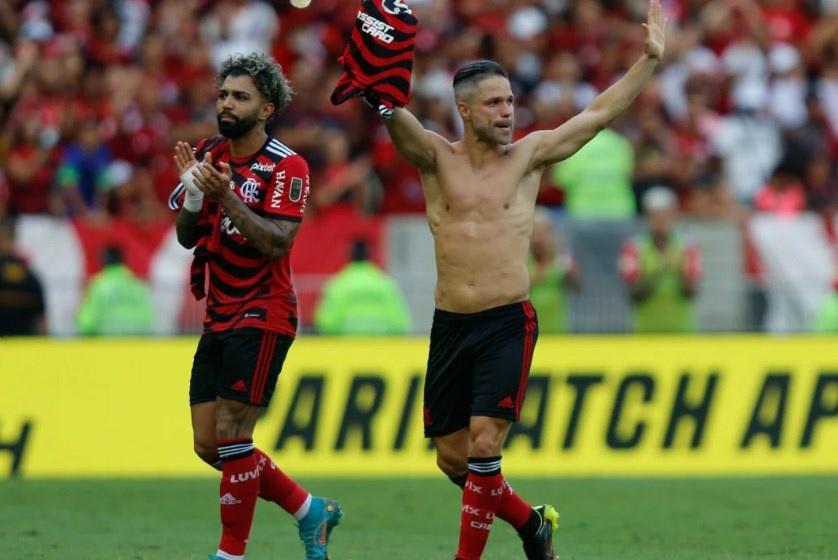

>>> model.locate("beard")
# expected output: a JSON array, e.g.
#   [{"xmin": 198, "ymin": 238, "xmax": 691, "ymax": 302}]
[
  {"xmin": 475, "ymin": 122, "xmax": 513, "ymax": 146},
  {"xmin": 217, "ymin": 112, "xmax": 260, "ymax": 139}
]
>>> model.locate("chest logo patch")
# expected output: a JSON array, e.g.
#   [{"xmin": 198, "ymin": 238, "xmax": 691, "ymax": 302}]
[{"xmin": 240, "ymin": 178, "xmax": 261, "ymax": 204}]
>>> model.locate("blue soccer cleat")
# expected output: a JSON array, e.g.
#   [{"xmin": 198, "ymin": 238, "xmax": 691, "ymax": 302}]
[{"xmin": 297, "ymin": 496, "xmax": 344, "ymax": 559}]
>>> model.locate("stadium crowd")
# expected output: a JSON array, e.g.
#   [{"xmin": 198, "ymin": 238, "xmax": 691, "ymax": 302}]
[{"xmin": 1, "ymin": 0, "xmax": 838, "ymax": 334}]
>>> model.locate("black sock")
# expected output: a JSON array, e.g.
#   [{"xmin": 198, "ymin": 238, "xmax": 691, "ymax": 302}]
[
  {"xmin": 448, "ymin": 473, "xmax": 467, "ymax": 489},
  {"xmin": 517, "ymin": 509, "xmax": 542, "ymax": 539}
]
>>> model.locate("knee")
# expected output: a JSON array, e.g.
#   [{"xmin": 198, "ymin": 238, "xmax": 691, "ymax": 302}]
[
  {"xmin": 193, "ymin": 439, "xmax": 217, "ymax": 465},
  {"xmin": 436, "ymin": 448, "xmax": 467, "ymax": 477},
  {"xmin": 469, "ymin": 431, "xmax": 503, "ymax": 458}
]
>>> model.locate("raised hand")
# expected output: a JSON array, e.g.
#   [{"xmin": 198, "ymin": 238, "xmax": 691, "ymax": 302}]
[
  {"xmin": 173, "ymin": 141, "xmax": 198, "ymax": 177},
  {"xmin": 642, "ymin": 0, "xmax": 666, "ymax": 61},
  {"xmin": 192, "ymin": 152, "xmax": 233, "ymax": 200}
]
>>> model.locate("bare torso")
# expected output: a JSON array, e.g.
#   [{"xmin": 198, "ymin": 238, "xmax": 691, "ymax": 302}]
[{"xmin": 422, "ymin": 141, "xmax": 542, "ymax": 313}]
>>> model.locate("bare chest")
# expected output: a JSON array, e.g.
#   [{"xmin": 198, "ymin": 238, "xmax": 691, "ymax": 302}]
[{"xmin": 429, "ymin": 161, "xmax": 539, "ymax": 218}]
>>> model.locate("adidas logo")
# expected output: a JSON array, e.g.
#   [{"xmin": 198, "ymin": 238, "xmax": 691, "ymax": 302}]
[
  {"xmin": 497, "ymin": 396, "xmax": 515, "ymax": 409},
  {"xmin": 231, "ymin": 379, "xmax": 247, "ymax": 392},
  {"xmin": 220, "ymin": 493, "xmax": 241, "ymax": 505}
]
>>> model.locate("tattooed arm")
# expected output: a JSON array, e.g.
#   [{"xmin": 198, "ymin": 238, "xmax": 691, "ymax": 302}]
[
  {"xmin": 191, "ymin": 153, "xmax": 300, "ymax": 260},
  {"xmin": 216, "ymin": 194, "xmax": 300, "ymax": 260}
]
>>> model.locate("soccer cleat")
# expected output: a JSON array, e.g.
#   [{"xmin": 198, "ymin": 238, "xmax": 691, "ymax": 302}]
[
  {"xmin": 297, "ymin": 496, "xmax": 344, "ymax": 560},
  {"xmin": 521, "ymin": 504, "xmax": 560, "ymax": 560}
]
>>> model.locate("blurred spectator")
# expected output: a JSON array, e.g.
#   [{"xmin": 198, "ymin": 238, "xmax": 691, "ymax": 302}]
[
  {"xmin": 2, "ymin": 109, "xmax": 62, "ymax": 215},
  {"xmin": 528, "ymin": 208, "xmax": 580, "ymax": 334},
  {"xmin": 549, "ymin": 128, "xmax": 635, "ymax": 219},
  {"xmin": 0, "ymin": 38, "xmax": 38, "ymax": 105},
  {"xmin": 768, "ymin": 43, "xmax": 808, "ymax": 130},
  {"xmin": 619, "ymin": 186, "xmax": 701, "ymax": 333},
  {"xmin": 754, "ymin": 158, "xmax": 807, "ymax": 216},
  {"xmin": 626, "ymin": 98, "xmax": 678, "ymax": 211},
  {"xmin": 805, "ymin": 151, "xmax": 838, "ymax": 210},
  {"xmin": 201, "ymin": 0, "xmax": 278, "ymax": 69},
  {"xmin": 56, "ymin": 118, "xmax": 112, "ymax": 217},
  {"xmin": 0, "ymin": 216, "xmax": 45, "ymax": 336},
  {"xmin": 76, "ymin": 245, "xmax": 154, "ymax": 336},
  {"xmin": 712, "ymin": 82, "xmax": 783, "ymax": 204},
  {"xmin": 314, "ymin": 239, "xmax": 411, "ymax": 335},
  {"xmin": 309, "ymin": 127, "xmax": 379, "ymax": 216}
]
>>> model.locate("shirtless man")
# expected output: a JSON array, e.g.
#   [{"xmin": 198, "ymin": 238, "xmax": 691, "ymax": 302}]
[{"xmin": 372, "ymin": 2, "xmax": 666, "ymax": 559}]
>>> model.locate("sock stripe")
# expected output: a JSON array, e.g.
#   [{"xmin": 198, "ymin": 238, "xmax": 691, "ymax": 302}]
[
  {"xmin": 218, "ymin": 439, "xmax": 254, "ymax": 461},
  {"xmin": 468, "ymin": 457, "xmax": 502, "ymax": 475},
  {"xmin": 219, "ymin": 444, "xmax": 253, "ymax": 453}
]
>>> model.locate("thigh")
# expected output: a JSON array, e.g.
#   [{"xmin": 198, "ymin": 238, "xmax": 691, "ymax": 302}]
[
  {"xmin": 423, "ymin": 318, "xmax": 472, "ymax": 438},
  {"xmin": 216, "ymin": 397, "xmax": 264, "ymax": 440},
  {"xmin": 472, "ymin": 304, "xmax": 539, "ymax": 422},
  {"xmin": 218, "ymin": 328, "xmax": 293, "ymax": 407},
  {"xmin": 189, "ymin": 333, "xmax": 221, "ymax": 406}
]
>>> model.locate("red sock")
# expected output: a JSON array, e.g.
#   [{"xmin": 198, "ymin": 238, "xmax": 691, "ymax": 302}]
[
  {"xmin": 449, "ymin": 473, "xmax": 533, "ymax": 530},
  {"xmin": 254, "ymin": 448, "xmax": 310, "ymax": 515},
  {"xmin": 217, "ymin": 438, "xmax": 260, "ymax": 557},
  {"xmin": 497, "ymin": 480, "xmax": 533, "ymax": 529},
  {"xmin": 456, "ymin": 457, "xmax": 504, "ymax": 560}
]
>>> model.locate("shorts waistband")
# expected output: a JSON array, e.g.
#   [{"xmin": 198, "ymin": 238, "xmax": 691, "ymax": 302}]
[{"xmin": 433, "ymin": 300, "xmax": 533, "ymax": 322}]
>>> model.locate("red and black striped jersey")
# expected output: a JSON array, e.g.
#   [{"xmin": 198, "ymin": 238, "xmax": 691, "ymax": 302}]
[{"xmin": 169, "ymin": 135, "xmax": 310, "ymax": 337}]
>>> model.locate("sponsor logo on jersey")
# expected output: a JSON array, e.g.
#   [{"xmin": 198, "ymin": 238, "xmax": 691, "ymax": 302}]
[
  {"xmin": 240, "ymin": 178, "xmax": 261, "ymax": 204},
  {"xmin": 358, "ymin": 11, "xmax": 395, "ymax": 43},
  {"xmin": 251, "ymin": 162, "xmax": 276, "ymax": 173},
  {"xmin": 272, "ymin": 170, "xmax": 286, "ymax": 209},
  {"xmin": 290, "ymin": 177, "xmax": 303, "ymax": 202}
]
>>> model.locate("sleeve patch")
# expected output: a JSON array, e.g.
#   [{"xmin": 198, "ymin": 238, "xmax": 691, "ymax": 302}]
[{"xmin": 289, "ymin": 177, "xmax": 303, "ymax": 202}]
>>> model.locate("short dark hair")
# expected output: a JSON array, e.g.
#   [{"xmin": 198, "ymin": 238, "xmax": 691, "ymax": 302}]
[
  {"xmin": 217, "ymin": 52, "xmax": 294, "ymax": 122},
  {"xmin": 453, "ymin": 60, "xmax": 508, "ymax": 100}
]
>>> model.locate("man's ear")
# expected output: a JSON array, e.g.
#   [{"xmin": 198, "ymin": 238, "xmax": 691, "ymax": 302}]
[
  {"xmin": 261, "ymin": 102, "xmax": 276, "ymax": 122},
  {"xmin": 456, "ymin": 99, "xmax": 470, "ymax": 121}
]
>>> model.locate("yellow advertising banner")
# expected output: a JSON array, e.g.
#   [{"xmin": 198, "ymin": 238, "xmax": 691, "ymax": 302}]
[{"xmin": 1, "ymin": 336, "xmax": 836, "ymax": 478}]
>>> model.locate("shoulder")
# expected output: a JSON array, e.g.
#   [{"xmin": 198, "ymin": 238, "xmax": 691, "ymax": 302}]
[
  {"xmin": 263, "ymin": 138, "xmax": 299, "ymax": 160},
  {"xmin": 263, "ymin": 139, "xmax": 308, "ymax": 170}
]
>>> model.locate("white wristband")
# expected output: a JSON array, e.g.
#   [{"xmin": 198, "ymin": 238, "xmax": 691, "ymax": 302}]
[
  {"xmin": 179, "ymin": 162, "xmax": 203, "ymax": 212},
  {"xmin": 183, "ymin": 190, "xmax": 204, "ymax": 212},
  {"xmin": 179, "ymin": 162, "xmax": 200, "ymax": 193}
]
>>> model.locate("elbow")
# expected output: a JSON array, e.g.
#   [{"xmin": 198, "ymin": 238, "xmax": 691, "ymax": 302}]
[
  {"xmin": 176, "ymin": 233, "xmax": 196, "ymax": 250},
  {"xmin": 263, "ymin": 242, "xmax": 291, "ymax": 261}
]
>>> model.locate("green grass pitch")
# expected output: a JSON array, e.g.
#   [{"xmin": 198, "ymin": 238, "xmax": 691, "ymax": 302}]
[{"xmin": 1, "ymin": 477, "xmax": 836, "ymax": 559}]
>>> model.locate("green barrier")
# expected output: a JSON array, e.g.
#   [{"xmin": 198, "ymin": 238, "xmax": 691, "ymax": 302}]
[{"xmin": 1, "ymin": 337, "xmax": 837, "ymax": 478}]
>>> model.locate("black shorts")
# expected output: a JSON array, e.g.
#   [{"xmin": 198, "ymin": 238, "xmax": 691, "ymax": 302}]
[
  {"xmin": 189, "ymin": 328, "xmax": 293, "ymax": 407},
  {"xmin": 423, "ymin": 301, "xmax": 538, "ymax": 437}
]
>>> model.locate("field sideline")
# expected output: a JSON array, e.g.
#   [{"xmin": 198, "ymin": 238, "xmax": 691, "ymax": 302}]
[{"xmin": 1, "ymin": 477, "xmax": 835, "ymax": 559}]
